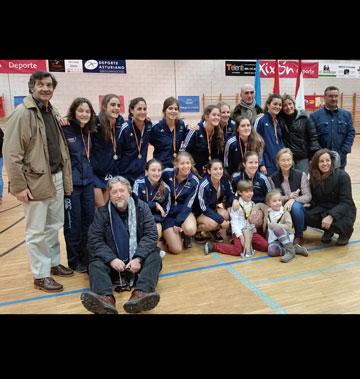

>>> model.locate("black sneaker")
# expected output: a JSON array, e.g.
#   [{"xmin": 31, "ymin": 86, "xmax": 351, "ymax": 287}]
[
  {"xmin": 321, "ymin": 230, "xmax": 334, "ymax": 243},
  {"xmin": 336, "ymin": 234, "xmax": 350, "ymax": 246},
  {"xmin": 211, "ymin": 231, "xmax": 224, "ymax": 243},
  {"xmin": 194, "ymin": 232, "xmax": 207, "ymax": 244}
]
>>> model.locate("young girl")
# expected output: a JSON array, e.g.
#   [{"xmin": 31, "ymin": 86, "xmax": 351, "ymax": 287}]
[
  {"xmin": 116, "ymin": 97, "xmax": 152, "ymax": 185},
  {"xmin": 162, "ymin": 152, "xmax": 199, "ymax": 254},
  {"xmin": 63, "ymin": 97, "xmax": 97, "ymax": 272},
  {"xmin": 180, "ymin": 105, "xmax": 224, "ymax": 175},
  {"xmin": 149, "ymin": 97, "xmax": 187, "ymax": 168},
  {"xmin": 133, "ymin": 159, "xmax": 171, "ymax": 244},
  {"xmin": 217, "ymin": 101, "xmax": 235, "ymax": 141},
  {"xmin": 90, "ymin": 94, "xmax": 124, "ymax": 207},
  {"xmin": 195, "ymin": 159, "xmax": 239, "ymax": 243},
  {"xmin": 224, "ymin": 116, "xmax": 265, "ymax": 176},
  {"xmin": 204, "ymin": 180, "xmax": 268, "ymax": 256},
  {"xmin": 263, "ymin": 190, "xmax": 308, "ymax": 263},
  {"xmin": 269, "ymin": 148, "xmax": 312, "ymax": 246}
]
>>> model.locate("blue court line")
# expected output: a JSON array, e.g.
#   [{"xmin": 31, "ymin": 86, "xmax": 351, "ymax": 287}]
[
  {"xmin": 254, "ymin": 260, "xmax": 360, "ymax": 286},
  {"xmin": 1, "ymin": 239, "xmax": 359, "ymax": 309},
  {"xmin": 210, "ymin": 253, "xmax": 287, "ymax": 314}
]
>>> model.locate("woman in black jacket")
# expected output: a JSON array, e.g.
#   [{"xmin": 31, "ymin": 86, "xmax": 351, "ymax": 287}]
[
  {"xmin": 305, "ymin": 149, "xmax": 356, "ymax": 245},
  {"xmin": 280, "ymin": 94, "xmax": 320, "ymax": 174}
]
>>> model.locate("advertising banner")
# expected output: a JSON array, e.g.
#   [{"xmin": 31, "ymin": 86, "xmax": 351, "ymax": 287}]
[
  {"xmin": 0, "ymin": 60, "xmax": 47, "ymax": 74},
  {"xmin": 259, "ymin": 60, "xmax": 318, "ymax": 78},
  {"xmin": 83, "ymin": 59, "xmax": 126, "ymax": 74},
  {"xmin": 225, "ymin": 61, "xmax": 256, "ymax": 76},
  {"xmin": 48, "ymin": 60, "xmax": 65, "ymax": 72},
  {"xmin": 65, "ymin": 60, "xmax": 83, "ymax": 72}
]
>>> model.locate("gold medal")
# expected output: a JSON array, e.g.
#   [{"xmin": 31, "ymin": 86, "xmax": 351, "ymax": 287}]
[
  {"xmin": 173, "ymin": 153, "xmax": 177, "ymax": 158},
  {"xmin": 208, "ymin": 155, "xmax": 211, "ymax": 161}
]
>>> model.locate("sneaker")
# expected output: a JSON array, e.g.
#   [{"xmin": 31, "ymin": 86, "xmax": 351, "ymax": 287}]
[
  {"xmin": 194, "ymin": 232, "xmax": 207, "ymax": 244},
  {"xmin": 336, "ymin": 234, "xmax": 350, "ymax": 246},
  {"xmin": 204, "ymin": 241, "xmax": 213, "ymax": 255},
  {"xmin": 294, "ymin": 244, "xmax": 308, "ymax": 257},
  {"xmin": 280, "ymin": 250, "xmax": 295, "ymax": 263},
  {"xmin": 211, "ymin": 230, "xmax": 224, "ymax": 243},
  {"xmin": 183, "ymin": 236, "xmax": 192, "ymax": 249},
  {"xmin": 123, "ymin": 290, "xmax": 160, "ymax": 314},
  {"xmin": 159, "ymin": 250, "xmax": 166, "ymax": 259},
  {"xmin": 321, "ymin": 230, "xmax": 334, "ymax": 243}
]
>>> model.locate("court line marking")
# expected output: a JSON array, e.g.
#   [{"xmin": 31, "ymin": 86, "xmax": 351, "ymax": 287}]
[
  {"xmin": 0, "ymin": 239, "xmax": 359, "ymax": 309},
  {"xmin": 210, "ymin": 253, "xmax": 287, "ymax": 314}
]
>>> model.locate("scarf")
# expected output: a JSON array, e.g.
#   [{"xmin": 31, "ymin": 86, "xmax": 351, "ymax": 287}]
[
  {"xmin": 108, "ymin": 196, "xmax": 137, "ymax": 261},
  {"xmin": 239, "ymin": 99, "xmax": 258, "ymax": 124}
]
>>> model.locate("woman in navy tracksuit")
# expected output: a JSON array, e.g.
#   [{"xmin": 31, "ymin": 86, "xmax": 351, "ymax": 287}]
[
  {"xmin": 133, "ymin": 159, "xmax": 171, "ymax": 242},
  {"xmin": 254, "ymin": 94, "xmax": 285, "ymax": 176},
  {"xmin": 161, "ymin": 152, "xmax": 200, "ymax": 254},
  {"xmin": 90, "ymin": 94, "xmax": 125, "ymax": 207},
  {"xmin": 217, "ymin": 101, "xmax": 236, "ymax": 141},
  {"xmin": 180, "ymin": 105, "xmax": 225, "ymax": 176},
  {"xmin": 195, "ymin": 159, "xmax": 239, "ymax": 243},
  {"xmin": 230, "ymin": 151, "xmax": 272, "ymax": 204},
  {"xmin": 224, "ymin": 116, "xmax": 265, "ymax": 176},
  {"xmin": 63, "ymin": 97, "xmax": 96, "ymax": 272},
  {"xmin": 149, "ymin": 97, "xmax": 187, "ymax": 168},
  {"xmin": 116, "ymin": 97, "xmax": 152, "ymax": 185}
]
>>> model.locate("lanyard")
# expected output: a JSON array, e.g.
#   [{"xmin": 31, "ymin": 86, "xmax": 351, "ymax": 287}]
[
  {"xmin": 110, "ymin": 127, "xmax": 118, "ymax": 159},
  {"xmin": 205, "ymin": 128, "xmax": 213, "ymax": 161},
  {"xmin": 239, "ymin": 137, "xmax": 248, "ymax": 158},
  {"xmin": 132, "ymin": 123, "xmax": 144, "ymax": 159},
  {"xmin": 273, "ymin": 117, "xmax": 279, "ymax": 144},
  {"xmin": 145, "ymin": 178, "xmax": 162, "ymax": 202},
  {"xmin": 81, "ymin": 129, "xmax": 90, "ymax": 161},
  {"xmin": 173, "ymin": 172, "xmax": 189, "ymax": 205},
  {"xmin": 239, "ymin": 202, "xmax": 253, "ymax": 220}
]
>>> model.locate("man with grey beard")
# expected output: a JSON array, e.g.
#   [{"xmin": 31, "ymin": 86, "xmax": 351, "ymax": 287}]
[
  {"xmin": 231, "ymin": 84, "xmax": 263, "ymax": 126},
  {"xmin": 81, "ymin": 176, "xmax": 162, "ymax": 314}
]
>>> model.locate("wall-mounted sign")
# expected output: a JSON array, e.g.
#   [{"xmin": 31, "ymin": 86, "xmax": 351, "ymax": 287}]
[
  {"xmin": 83, "ymin": 59, "xmax": 126, "ymax": 74},
  {"xmin": 225, "ymin": 61, "xmax": 256, "ymax": 76},
  {"xmin": 178, "ymin": 96, "xmax": 200, "ymax": 112}
]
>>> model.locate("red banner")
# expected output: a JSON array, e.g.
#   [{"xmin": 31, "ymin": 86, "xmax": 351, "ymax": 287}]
[
  {"xmin": 99, "ymin": 95, "xmax": 125, "ymax": 114},
  {"xmin": 260, "ymin": 60, "xmax": 318, "ymax": 78},
  {"xmin": 0, "ymin": 60, "xmax": 47, "ymax": 74},
  {"xmin": 0, "ymin": 96, "xmax": 5, "ymax": 117}
]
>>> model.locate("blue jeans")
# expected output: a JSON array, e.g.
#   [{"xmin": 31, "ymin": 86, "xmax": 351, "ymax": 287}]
[
  {"xmin": 290, "ymin": 201, "xmax": 306, "ymax": 238},
  {"xmin": 0, "ymin": 157, "xmax": 3, "ymax": 198}
]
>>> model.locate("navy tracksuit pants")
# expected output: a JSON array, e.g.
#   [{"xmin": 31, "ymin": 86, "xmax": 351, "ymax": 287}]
[{"xmin": 64, "ymin": 184, "xmax": 95, "ymax": 269}]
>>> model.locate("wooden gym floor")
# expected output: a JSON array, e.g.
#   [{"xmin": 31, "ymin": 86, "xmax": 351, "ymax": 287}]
[{"xmin": 0, "ymin": 137, "xmax": 359, "ymax": 314}]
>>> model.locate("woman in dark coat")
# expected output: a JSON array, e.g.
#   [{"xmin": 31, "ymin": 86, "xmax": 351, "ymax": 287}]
[
  {"xmin": 305, "ymin": 149, "xmax": 356, "ymax": 245},
  {"xmin": 280, "ymin": 94, "xmax": 320, "ymax": 174}
]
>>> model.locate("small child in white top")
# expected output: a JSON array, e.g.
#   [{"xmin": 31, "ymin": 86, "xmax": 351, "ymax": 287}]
[{"xmin": 204, "ymin": 180, "xmax": 268, "ymax": 256}]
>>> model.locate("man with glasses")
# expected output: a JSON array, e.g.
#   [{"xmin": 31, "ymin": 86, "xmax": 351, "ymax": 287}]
[
  {"xmin": 80, "ymin": 176, "xmax": 162, "ymax": 314},
  {"xmin": 231, "ymin": 84, "xmax": 263, "ymax": 126},
  {"xmin": 310, "ymin": 86, "xmax": 355, "ymax": 168}
]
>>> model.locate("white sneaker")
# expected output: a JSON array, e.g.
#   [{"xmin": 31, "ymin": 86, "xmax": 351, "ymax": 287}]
[{"xmin": 159, "ymin": 250, "xmax": 166, "ymax": 259}]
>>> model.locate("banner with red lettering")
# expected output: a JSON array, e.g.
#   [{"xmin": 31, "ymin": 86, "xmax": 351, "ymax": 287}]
[
  {"xmin": 0, "ymin": 60, "xmax": 47, "ymax": 74},
  {"xmin": 260, "ymin": 60, "xmax": 318, "ymax": 78},
  {"xmin": 0, "ymin": 96, "xmax": 5, "ymax": 117}
]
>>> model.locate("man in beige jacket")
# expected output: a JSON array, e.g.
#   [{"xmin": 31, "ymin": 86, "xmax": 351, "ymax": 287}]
[{"xmin": 3, "ymin": 71, "xmax": 74, "ymax": 292}]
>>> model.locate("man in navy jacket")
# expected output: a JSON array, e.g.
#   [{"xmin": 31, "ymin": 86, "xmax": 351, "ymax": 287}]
[{"xmin": 310, "ymin": 86, "xmax": 355, "ymax": 168}]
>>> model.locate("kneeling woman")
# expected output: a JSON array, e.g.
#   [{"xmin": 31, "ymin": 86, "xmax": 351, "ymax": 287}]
[
  {"xmin": 306, "ymin": 149, "xmax": 356, "ymax": 245},
  {"xmin": 133, "ymin": 159, "xmax": 171, "ymax": 245},
  {"xmin": 162, "ymin": 152, "xmax": 200, "ymax": 254},
  {"xmin": 269, "ymin": 148, "xmax": 312, "ymax": 246},
  {"xmin": 195, "ymin": 159, "xmax": 239, "ymax": 243}
]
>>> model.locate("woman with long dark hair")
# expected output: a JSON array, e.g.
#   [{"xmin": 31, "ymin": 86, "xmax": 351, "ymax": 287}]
[
  {"xmin": 63, "ymin": 97, "xmax": 96, "ymax": 272},
  {"xmin": 306, "ymin": 148, "xmax": 356, "ymax": 245}
]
